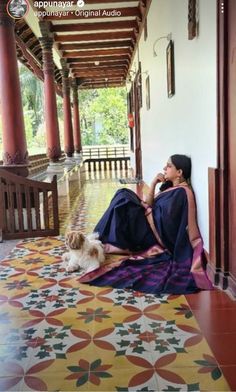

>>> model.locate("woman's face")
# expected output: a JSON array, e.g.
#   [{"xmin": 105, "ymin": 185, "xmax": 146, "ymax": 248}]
[{"xmin": 163, "ymin": 158, "xmax": 181, "ymax": 182}]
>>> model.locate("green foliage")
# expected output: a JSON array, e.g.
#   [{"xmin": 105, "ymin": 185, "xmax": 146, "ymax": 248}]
[
  {"xmin": 79, "ymin": 87, "xmax": 128, "ymax": 146},
  {"xmin": 23, "ymin": 110, "xmax": 34, "ymax": 143},
  {"xmin": 18, "ymin": 64, "xmax": 65, "ymax": 155},
  {"xmin": 56, "ymin": 95, "xmax": 64, "ymax": 148},
  {"xmin": 18, "ymin": 63, "xmax": 47, "ymax": 155},
  {"xmin": 0, "ymin": 64, "xmax": 47, "ymax": 157},
  {"xmin": 19, "ymin": 63, "xmax": 44, "ymax": 137},
  {"xmin": 0, "ymin": 65, "xmax": 128, "ymax": 158},
  {"xmin": 33, "ymin": 123, "xmax": 46, "ymax": 148}
]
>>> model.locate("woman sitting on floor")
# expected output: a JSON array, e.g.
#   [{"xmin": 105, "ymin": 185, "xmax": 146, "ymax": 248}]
[{"xmin": 80, "ymin": 154, "xmax": 213, "ymax": 294}]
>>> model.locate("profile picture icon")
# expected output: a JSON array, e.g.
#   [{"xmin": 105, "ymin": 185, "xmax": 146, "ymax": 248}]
[{"xmin": 7, "ymin": 0, "xmax": 29, "ymax": 19}]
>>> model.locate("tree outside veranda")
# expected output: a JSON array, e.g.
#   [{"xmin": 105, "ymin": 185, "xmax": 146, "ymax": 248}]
[{"xmin": 0, "ymin": 65, "xmax": 129, "ymax": 158}]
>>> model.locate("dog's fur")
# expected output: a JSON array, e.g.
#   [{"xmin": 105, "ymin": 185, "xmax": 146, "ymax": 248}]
[{"xmin": 62, "ymin": 231, "xmax": 105, "ymax": 273}]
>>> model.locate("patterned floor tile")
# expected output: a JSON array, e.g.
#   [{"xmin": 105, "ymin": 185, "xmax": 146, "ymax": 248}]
[
  {"xmin": 155, "ymin": 364, "xmax": 230, "ymax": 391},
  {"xmin": 20, "ymin": 371, "xmax": 89, "ymax": 391},
  {"xmin": 0, "ymin": 171, "xmax": 231, "ymax": 391},
  {"xmin": 0, "ymin": 376, "xmax": 24, "ymax": 392}
]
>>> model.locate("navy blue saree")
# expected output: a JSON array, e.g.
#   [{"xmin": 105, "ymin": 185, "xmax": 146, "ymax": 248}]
[{"xmin": 79, "ymin": 185, "xmax": 213, "ymax": 294}]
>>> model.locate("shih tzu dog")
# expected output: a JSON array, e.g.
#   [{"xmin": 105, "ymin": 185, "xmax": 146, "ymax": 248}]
[{"xmin": 62, "ymin": 231, "xmax": 105, "ymax": 273}]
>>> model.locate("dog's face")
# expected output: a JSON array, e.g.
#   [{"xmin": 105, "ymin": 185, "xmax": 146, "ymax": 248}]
[{"xmin": 65, "ymin": 231, "xmax": 85, "ymax": 250}]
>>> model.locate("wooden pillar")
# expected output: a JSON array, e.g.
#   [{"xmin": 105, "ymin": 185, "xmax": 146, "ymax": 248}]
[
  {"xmin": 61, "ymin": 59, "xmax": 74, "ymax": 158},
  {"xmin": 0, "ymin": 1, "xmax": 29, "ymax": 176},
  {"xmin": 71, "ymin": 79, "xmax": 82, "ymax": 154},
  {"xmin": 39, "ymin": 22, "xmax": 61, "ymax": 163}
]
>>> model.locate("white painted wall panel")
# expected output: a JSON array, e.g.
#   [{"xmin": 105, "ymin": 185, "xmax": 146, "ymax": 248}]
[{"xmin": 131, "ymin": 0, "xmax": 217, "ymax": 250}]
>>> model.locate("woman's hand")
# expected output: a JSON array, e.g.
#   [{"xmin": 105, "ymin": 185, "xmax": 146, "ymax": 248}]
[
  {"xmin": 144, "ymin": 173, "xmax": 165, "ymax": 206},
  {"xmin": 151, "ymin": 173, "xmax": 165, "ymax": 187}
]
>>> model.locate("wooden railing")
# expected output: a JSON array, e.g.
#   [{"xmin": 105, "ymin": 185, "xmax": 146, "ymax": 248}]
[
  {"xmin": 0, "ymin": 168, "xmax": 59, "ymax": 241},
  {"xmin": 82, "ymin": 145, "xmax": 130, "ymax": 172}
]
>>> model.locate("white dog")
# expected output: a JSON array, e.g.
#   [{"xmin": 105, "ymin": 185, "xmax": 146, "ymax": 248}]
[{"xmin": 62, "ymin": 231, "xmax": 105, "ymax": 273}]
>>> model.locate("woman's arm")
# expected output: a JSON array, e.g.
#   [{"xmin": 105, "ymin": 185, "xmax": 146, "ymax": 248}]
[{"xmin": 143, "ymin": 173, "xmax": 165, "ymax": 206}]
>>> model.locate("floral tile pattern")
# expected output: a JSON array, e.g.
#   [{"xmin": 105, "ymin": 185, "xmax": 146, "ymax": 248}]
[{"xmin": 0, "ymin": 172, "xmax": 230, "ymax": 391}]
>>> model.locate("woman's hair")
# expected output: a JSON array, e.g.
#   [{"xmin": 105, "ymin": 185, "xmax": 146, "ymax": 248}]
[
  {"xmin": 159, "ymin": 154, "xmax": 191, "ymax": 192},
  {"xmin": 170, "ymin": 154, "xmax": 191, "ymax": 180},
  {"xmin": 159, "ymin": 180, "xmax": 173, "ymax": 191}
]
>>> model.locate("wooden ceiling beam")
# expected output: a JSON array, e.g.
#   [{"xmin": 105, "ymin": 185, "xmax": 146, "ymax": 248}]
[
  {"xmin": 68, "ymin": 59, "xmax": 129, "ymax": 66},
  {"xmin": 81, "ymin": 85, "xmax": 123, "ymax": 89},
  {"xmin": 81, "ymin": 78, "xmax": 124, "ymax": 81},
  {"xmin": 71, "ymin": 65, "xmax": 126, "ymax": 72},
  {"xmin": 82, "ymin": 81, "xmax": 124, "ymax": 84},
  {"xmin": 52, "ymin": 20, "xmax": 138, "ymax": 33},
  {"xmin": 54, "ymin": 31, "xmax": 136, "ymax": 42},
  {"xmin": 63, "ymin": 48, "xmax": 131, "ymax": 58},
  {"xmin": 73, "ymin": 71, "xmax": 125, "ymax": 77},
  {"xmin": 74, "ymin": 77, "xmax": 125, "ymax": 82},
  {"xmin": 34, "ymin": 48, "xmax": 42, "ymax": 57},
  {"xmin": 74, "ymin": 78, "xmax": 125, "ymax": 84},
  {"xmin": 81, "ymin": 81, "xmax": 124, "ymax": 86},
  {"xmin": 73, "ymin": 74, "xmax": 125, "ymax": 80},
  {"xmin": 18, "ymin": 0, "xmax": 149, "ymax": 90},
  {"xmin": 79, "ymin": 75, "xmax": 124, "ymax": 80},
  {"xmin": 44, "ymin": 7, "xmax": 141, "ymax": 21},
  {"xmin": 73, "ymin": 68, "xmax": 125, "ymax": 74},
  {"xmin": 15, "ymin": 24, "xmax": 29, "ymax": 35},
  {"xmin": 68, "ymin": 58, "xmax": 129, "ymax": 64},
  {"xmin": 66, "ymin": 54, "xmax": 130, "ymax": 62},
  {"xmin": 22, "ymin": 32, "xmax": 35, "ymax": 42},
  {"xmin": 70, "ymin": 64, "xmax": 128, "ymax": 70},
  {"xmin": 71, "ymin": 69, "xmax": 126, "ymax": 79},
  {"xmin": 79, "ymin": 84, "xmax": 125, "ymax": 90},
  {"xmin": 15, "ymin": 35, "xmax": 43, "ymax": 81},
  {"xmin": 76, "ymin": 80, "xmax": 125, "ymax": 85},
  {"xmin": 58, "ymin": 40, "xmax": 134, "ymax": 51},
  {"xmin": 29, "ymin": 42, "xmax": 41, "ymax": 51}
]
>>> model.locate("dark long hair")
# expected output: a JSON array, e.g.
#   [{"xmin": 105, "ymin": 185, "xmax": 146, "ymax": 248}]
[{"xmin": 160, "ymin": 154, "xmax": 191, "ymax": 191}]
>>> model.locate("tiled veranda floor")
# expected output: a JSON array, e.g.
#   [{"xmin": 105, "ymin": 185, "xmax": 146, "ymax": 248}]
[{"xmin": 0, "ymin": 169, "xmax": 235, "ymax": 391}]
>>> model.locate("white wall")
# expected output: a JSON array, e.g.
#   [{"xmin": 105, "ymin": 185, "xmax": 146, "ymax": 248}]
[{"xmin": 132, "ymin": 0, "xmax": 217, "ymax": 250}]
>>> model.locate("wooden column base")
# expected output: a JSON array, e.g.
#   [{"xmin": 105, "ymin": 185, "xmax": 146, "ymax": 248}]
[{"xmin": 0, "ymin": 165, "xmax": 29, "ymax": 177}]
